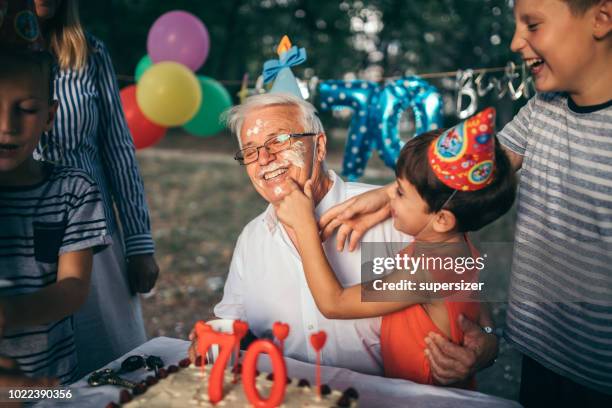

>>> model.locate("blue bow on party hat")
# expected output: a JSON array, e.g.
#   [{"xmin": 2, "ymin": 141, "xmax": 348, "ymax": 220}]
[
  {"xmin": 262, "ymin": 45, "xmax": 307, "ymax": 84},
  {"xmin": 261, "ymin": 35, "xmax": 307, "ymax": 99}
]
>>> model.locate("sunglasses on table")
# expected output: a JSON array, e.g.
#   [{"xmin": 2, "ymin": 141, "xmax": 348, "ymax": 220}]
[
  {"xmin": 118, "ymin": 354, "xmax": 164, "ymax": 374},
  {"xmin": 234, "ymin": 133, "xmax": 318, "ymax": 165}
]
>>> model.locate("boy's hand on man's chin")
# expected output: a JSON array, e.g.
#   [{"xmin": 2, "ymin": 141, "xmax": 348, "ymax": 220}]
[{"xmin": 276, "ymin": 179, "xmax": 317, "ymax": 231}]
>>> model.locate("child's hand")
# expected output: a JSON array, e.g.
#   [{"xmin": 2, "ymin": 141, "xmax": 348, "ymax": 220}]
[
  {"xmin": 319, "ymin": 183, "xmax": 393, "ymax": 251},
  {"xmin": 276, "ymin": 179, "xmax": 317, "ymax": 232},
  {"xmin": 0, "ymin": 355, "xmax": 58, "ymax": 388}
]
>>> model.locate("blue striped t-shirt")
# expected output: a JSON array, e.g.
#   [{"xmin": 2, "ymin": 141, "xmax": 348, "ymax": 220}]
[
  {"xmin": 498, "ymin": 92, "xmax": 612, "ymax": 394},
  {"xmin": 0, "ymin": 165, "xmax": 111, "ymax": 384}
]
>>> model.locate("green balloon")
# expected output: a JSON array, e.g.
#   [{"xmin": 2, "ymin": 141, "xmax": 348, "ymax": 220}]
[
  {"xmin": 183, "ymin": 76, "xmax": 233, "ymax": 137},
  {"xmin": 135, "ymin": 55, "xmax": 153, "ymax": 83}
]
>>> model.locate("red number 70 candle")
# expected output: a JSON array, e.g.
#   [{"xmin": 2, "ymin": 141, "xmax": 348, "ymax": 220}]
[{"xmin": 194, "ymin": 320, "xmax": 288, "ymax": 407}]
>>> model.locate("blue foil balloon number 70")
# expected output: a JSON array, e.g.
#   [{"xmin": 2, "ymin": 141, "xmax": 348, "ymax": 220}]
[{"xmin": 319, "ymin": 77, "xmax": 443, "ymax": 180}]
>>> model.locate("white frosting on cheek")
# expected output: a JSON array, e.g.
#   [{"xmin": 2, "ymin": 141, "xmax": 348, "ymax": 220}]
[
  {"xmin": 273, "ymin": 186, "xmax": 284, "ymax": 196},
  {"xmin": 279, "ymin": 141, "xmax": 307, "ymax": 168}
]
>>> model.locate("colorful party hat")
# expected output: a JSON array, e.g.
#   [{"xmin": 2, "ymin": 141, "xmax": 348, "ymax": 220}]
[
  {"xmin": 428, "ymin": 108, "xmax": 496, "ymax": 191},
  {"xmin": 262, "ymin": 35, "xmax": 307, "ymax": 99},
  {"xmin": 0, "ymin": 0, "xmax": 45, "ymax": 52}
]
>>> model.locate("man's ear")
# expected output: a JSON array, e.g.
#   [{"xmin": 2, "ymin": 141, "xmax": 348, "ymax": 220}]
[
  {"xmin": 432, "ymin": 209, "xmax": 457, "ymax": 233},
  {"xmin": 44, "ymin": 100, "xmax": 58, "ymax": 133},
  {"xmin": 593, "ymin": 0, "xmax": 612, "ymax": 39},
  {"xmin": 315, "ymin": 132, "xmax": 327, "ymax": 162}
]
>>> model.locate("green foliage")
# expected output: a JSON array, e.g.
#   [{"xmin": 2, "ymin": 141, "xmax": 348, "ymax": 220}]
[{"xmin": 82, "ymin": 0, "xmax": 517, "ymax": 87}]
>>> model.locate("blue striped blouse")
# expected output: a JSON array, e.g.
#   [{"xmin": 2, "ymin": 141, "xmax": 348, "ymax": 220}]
[{"xmin": 36, "ymin": 34, "xmax": 154, "ymax": 257}]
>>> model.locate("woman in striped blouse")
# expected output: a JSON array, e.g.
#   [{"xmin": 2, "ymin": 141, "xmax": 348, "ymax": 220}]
[{"xmin": 33, "ymin": 0, "xmax": 159, "ymax": 377}]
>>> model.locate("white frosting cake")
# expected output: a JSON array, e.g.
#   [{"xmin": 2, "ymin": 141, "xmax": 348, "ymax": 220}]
[{"xmin": 120, "ymin": 361, "xmax": 358, "ymax": 407}]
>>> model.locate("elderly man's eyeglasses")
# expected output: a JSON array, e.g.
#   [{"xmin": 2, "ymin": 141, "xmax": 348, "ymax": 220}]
[{"xmin": 234, "ymin": 133, "xmax": 317, "ymax": 165}]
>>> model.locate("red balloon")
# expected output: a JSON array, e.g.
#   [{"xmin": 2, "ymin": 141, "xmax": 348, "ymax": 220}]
[{"xmin": 120, "ymin": 85, "xmax": 167, "ymax": 149}]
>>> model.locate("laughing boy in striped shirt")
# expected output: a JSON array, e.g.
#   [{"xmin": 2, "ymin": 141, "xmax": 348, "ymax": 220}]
[{"xmin": 498, "ymin": 1, "xmax": 612, "ymax": 406}]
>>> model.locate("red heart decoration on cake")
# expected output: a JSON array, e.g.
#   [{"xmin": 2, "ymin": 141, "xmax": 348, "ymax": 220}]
[
  {"xmin": 272, "ymin": 322, "xmax": 290, "ymax": 341},
  {"xmin": 233, "ymin": 320, "xmax": 249, "ymax": 338},
  {"xmin": 310, "ymin": 331, "xmax": 327, "ymax": 351}
]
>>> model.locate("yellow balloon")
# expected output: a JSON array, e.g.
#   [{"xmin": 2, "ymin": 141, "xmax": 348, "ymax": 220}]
[{"xmin": 136, "ymin": 62, "xmax": 202, "ymax": 127}]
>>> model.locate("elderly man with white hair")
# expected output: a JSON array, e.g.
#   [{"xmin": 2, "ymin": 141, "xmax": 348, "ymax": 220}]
[{"xmin": 210, "ymin": 92, "xmax": 410, "ymax": 375}]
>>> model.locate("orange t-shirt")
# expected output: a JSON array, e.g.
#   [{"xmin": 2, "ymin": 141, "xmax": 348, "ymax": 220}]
[{"xmin": 380, "ymin": 236, "xmax": 481, "ymax": 389}]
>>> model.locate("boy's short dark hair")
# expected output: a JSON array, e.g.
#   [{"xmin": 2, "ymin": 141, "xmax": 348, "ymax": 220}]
[
  {"xmin": 395, "ymin": 129, "xmax": 517, "ymax": 232},
  {"xmin": 562, "ymin": 0, "xmax": 601, "ymax": 15},
  {"xmin": 0, "ymin": 48, "xmax": 55, "ymax": 104}
]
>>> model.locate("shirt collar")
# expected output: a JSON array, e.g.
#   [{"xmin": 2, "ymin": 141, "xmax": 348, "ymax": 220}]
[{"xmin": 262, "ymin": 170, "xmax": 344, "ymax": 233}]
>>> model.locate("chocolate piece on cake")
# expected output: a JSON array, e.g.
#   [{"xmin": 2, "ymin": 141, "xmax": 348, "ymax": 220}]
[
  {"xmin": 266, "ymin": 373, "xmax": 291, "ymax": 384},
  {"xmin": 167, "ymin": 365, "xmax": 179, "ymax": 373},
  {"xmin": 145, "ymin": 375, "xmax": 158, "ymax": 386},
  {"xmin": 105, "ymin": 403, "xmax": 119, "ymax": 408},
  {"xmin": 297, "ymin": 378, "xmax": 310, "ymax": 387},
  {"xmin": 178, "ymin": 358, "xmax": 191, "ymax": 368},
  {"xmin": 156, "ymin": 368, "xmax": 168, "ymax": 379},
  {"xmin": 337, "ymin": 395, "xmax": 352, "ymax": 407},
  {"xmin": 194, "ymin": 355, "xmax": 206, "ymax": 366},
  {"xmin": 132, "ymin": 383, "xmax": 148, "ymax": 396},
  {"xmin": 119, "ymin": 389, "xmax": 132, "ymax": 403},
  {"xmin": 344, "ymin": 387, "xmax": 359, "ymax": 400},
  {"xmin": 320, "ymin": 384, "xmax": 332, "ymax": 395}
]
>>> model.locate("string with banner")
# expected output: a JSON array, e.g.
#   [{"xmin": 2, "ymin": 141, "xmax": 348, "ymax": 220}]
[{"xmin": 117, "ymin": 61, "xmax": 534, "ymax": 179}]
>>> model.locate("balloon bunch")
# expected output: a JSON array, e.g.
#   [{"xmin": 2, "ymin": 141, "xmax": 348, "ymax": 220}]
[
  {"xmin": 319, "ymin": 77, "xmax": 443, "ymax": 180},
  {"xmin": 121, "ymin": 10, "xmax": 232, "ymax": 149}
]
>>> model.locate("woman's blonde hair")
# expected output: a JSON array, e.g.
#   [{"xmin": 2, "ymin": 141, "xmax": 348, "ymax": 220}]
[{"xmin": 46, "ymin": 0, "xmax": 89, "ymax": 70}]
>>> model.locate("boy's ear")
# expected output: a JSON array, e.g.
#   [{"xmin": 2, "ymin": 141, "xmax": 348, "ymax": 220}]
[
  {"xmin": 432, "ymin": 209, "xmax": 457, "ymax": 233},
  {"xmin": 44, "ymin": 101, "xmax": 58, "ymax": 133},
  {"xmin": 593, "ymin": 0, "xmax": 612, "ymax": 39}
]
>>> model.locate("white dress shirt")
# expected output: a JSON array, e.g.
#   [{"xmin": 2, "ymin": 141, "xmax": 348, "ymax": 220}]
[{"xmin": 214, "ymin": 170, "xmax": 412, "ymax": 375}]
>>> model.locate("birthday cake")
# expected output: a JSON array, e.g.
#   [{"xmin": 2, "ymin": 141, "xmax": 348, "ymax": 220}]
[
  {"xmin": 115, "ymin": 358, "xmax": 358, "ymax": 407},
  {"xmin": 105, "ymin": 316, "xmax": 359, "ymax": 408}
]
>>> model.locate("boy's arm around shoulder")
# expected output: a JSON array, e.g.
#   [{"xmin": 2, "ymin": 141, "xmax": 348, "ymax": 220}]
[
  {"xmin": 496, "ymin": 93, "xmax": 545, "ymax": 173},
  {"xmin": 503, "ymin": 146, "xmax": 523, "ymax": 172}
]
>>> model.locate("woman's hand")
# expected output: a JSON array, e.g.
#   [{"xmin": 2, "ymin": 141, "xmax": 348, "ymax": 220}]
[
  {"xmin": 276, "ymin": 180, "xmax": 318, "ymax": 232},
  {"xmin": 127, "ymin": 254, "xmax": 160, "ymax": 294},
  {"xmin": 318, "ymin": 183, "xmax": 393, "ymax": 251}
]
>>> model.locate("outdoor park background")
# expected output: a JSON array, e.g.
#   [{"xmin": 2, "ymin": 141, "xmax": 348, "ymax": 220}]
[{"xmin": 82, "ymin": 0, "xmax": 524, "ymax": 400}]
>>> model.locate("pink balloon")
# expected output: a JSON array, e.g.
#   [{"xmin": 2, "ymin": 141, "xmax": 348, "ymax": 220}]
[{"xmin": 147, "ymin": 10, "xmax": 210, "ymax": 72}]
